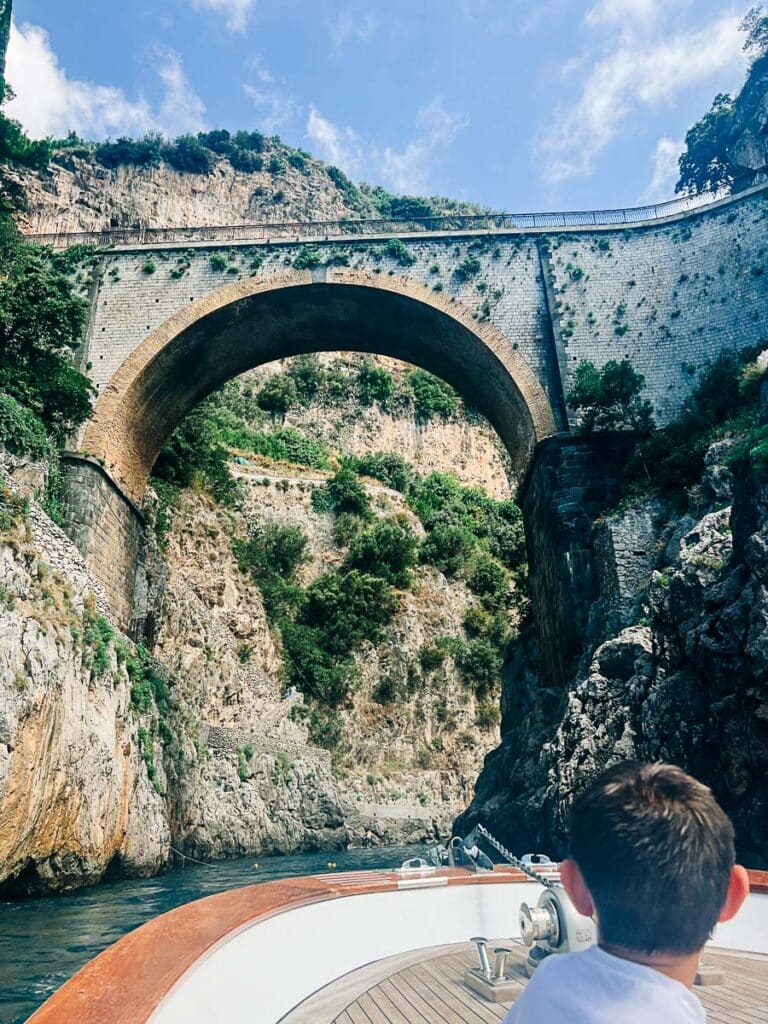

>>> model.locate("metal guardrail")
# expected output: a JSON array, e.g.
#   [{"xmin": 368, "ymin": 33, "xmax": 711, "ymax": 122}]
[{"xmin": 22, "ymin": 189, "xmax": 726, "ymax": 250}]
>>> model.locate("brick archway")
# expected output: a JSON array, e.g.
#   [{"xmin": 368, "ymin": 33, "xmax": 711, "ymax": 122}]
[{"xmin": 82, "ymin": 267, "xmax": 557, "ymax": 504}]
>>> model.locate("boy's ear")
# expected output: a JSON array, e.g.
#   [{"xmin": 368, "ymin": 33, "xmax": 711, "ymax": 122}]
[
  {"xmin": 560, "ymin": 858, "xmax": 594, "ymax": 917},
  {"xmin": 717, "ymin": 865, "xmax": 750, "ymax": 924}
]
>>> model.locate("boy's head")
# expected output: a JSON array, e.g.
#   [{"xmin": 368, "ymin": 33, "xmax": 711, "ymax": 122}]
[{"xmin": 562, "ymin": 760, "xmax": 747, "ymax": 956}]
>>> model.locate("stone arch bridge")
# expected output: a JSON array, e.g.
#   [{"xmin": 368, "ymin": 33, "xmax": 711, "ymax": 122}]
[{"xmin": 49, "ymin": 184, "xmax": 768, "ymax": 685}]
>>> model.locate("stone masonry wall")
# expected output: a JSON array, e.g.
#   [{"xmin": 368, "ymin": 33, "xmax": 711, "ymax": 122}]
[
  {"xmin": 59, "ymin": 457, "xmax": 144, "ymax": 628},
  {"xmin": 80, "ymin": 186, "xmax": 768, "ymax": 440},
  {"xmin": 548, "ymin": 189, "xmax": 768, "ymax": 423}
]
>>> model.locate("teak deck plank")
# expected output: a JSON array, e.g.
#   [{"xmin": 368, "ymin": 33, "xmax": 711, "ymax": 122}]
[{"xmin": 296, "ymin": 941, "xmax": 768, "ymax": 1024}]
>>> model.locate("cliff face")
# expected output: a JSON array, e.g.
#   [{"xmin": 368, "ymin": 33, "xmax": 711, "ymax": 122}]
[
  {"xmin": 7, "ymin": 150, "xmax": 361, "ymax": 235},
  {"xmin": 724, "ymin": 54, "xmax": 768, "ymax": 189},
  {"xmin": 0, "ymin": 458, "xmax": 168, "ymax": 893},
  {"xmin": 0, "ymin": 346, "xmax": 516, "ymax": 891},
  {"xmin": 457, "ymin": 439, "xmax": 768, "ymax": 866},
  {"xmin": 153, "ymin": 355, "xmax": 515, "ymax": 851}
]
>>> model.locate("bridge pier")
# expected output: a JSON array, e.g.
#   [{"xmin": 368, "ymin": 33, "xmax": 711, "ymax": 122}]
[
  {"xmin": 518, "ymin": 433, "xmax": 637, "ymax": 688},
  {"xmin": 59, "ymin": 455, "xmax": 163, "ymax": 641}
]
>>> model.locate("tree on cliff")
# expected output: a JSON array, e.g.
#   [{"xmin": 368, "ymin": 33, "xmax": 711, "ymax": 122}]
[
  {"xmin": 0, "ymin": 0, "xmax": 10, "ymax": 84},
  {"xmin": 676, "ymin": 6, "xmax": 768, "ymax": 196},
  {"xmin": 567, "ymin": 359, "xmax": 654, "ymax": 434},
  {"xmin": 0, "ymin": 1, "xmax": 93, "ymax": 458}
]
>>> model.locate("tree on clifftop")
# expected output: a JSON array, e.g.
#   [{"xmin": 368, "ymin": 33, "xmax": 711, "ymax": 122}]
[
  {"xmin": 676, "ymin": 6, "xmax": 768, "ymax": 196},
  {"xmin": 0, "ymin": 1, "xmax": 10, "ymax": 83}
]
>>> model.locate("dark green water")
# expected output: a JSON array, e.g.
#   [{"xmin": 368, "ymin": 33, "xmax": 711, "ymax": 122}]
[{"xmin": 0, "ymin": 843, "xmax": 425, "ymax": 1024}]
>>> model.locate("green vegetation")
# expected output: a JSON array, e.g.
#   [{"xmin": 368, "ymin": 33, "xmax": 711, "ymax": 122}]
[
  {"xmin": 408, "ymin": 369, "xmax": 457, "ymax": 420},
  {"xmin": 676, "ymin": 7, "xmax": 768, "ymax": 194},
  {"xmin": 383, "ymin": 238, "xmax": 416, "ymax": 266},
  {"xmin": 627, "ymin": 347, "xmax": 766, "ymax": 499},
  {"xmin": 0, "ymin": 225, "xmax": 93, "ymax": 451},
  {"xmin": 454, "ymin": 255, "xmax": 481, "ymax": 281},
  {"xmin": 345, "ymin": 451, "xmax": 414, "ymax": 492},
  {"xmin": 345, "ymin": 516, "xmax": 418, "ymax": 587},
  {"xmin": 292, "ymin": 246, "xmax": 322, "ymax": 270},
  {"xmin": 0, "ymin": 394, "xmax": 50, "ymax": 458},
  {"xmin": 358, "ymin": 358, "xmax": 394, "ymax": 405},
  {"xmin": 152, "ymin": 401, "xmax": 244, "ymax": 507},
  {"xmin": 82, "ymin": 604, "xmax": 114, "ymax": 676},
  {"xmin": 87, "ymin": 129, "xmax": 266, "ymax": 176},
  {"xmin": 242, "ymin": 426, "xmax": 329, "ymax": 468},
  {"xmin": 567, "ymin": 359, "xmax": 655, "ymax": 433},
  {"xmin": 127, "ymin": 643, "xmax": 170, "ymax": 724},
  {"xmin": 257, "ymin": 374, "xmax": 297, "ymax": 417},
  {"xmin": 281, "ymin": 571, "xmax": 399, "ymax": 710},
  {"xmin": 234, "ymin": 522, "xmax": 308, "ymax": 619},
  {"xmin": 321, "ymin": 466, "xmax": 373, "ymax": 518},
  {"xmin": 286, "ymin": 354, "xmax": 325, "ymax": 403}
]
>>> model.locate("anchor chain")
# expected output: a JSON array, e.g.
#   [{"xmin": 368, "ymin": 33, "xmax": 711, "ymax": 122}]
[{"xmin": 475, "ymin": 824, "xmax": 558, "ymax": 889}]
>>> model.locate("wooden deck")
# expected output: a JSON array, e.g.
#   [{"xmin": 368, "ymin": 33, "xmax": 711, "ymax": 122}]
[{"xmin": 281, "ymin": 941, "xmax": 768, "ymax": 1024}]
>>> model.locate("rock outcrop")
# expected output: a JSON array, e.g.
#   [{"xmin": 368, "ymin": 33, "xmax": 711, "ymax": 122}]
[
  {"xmin": 7, "ymin": 150, "xmax": 361, "ymax": 235},
  {"xmin": 457, "ymin": 443, "xmax": 768, "ymax": 867}
]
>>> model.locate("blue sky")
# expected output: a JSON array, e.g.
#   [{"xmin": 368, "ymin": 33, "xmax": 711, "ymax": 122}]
[{"xmin": 7, "ymin": 1, "xmax": 754, "ymax": 212}]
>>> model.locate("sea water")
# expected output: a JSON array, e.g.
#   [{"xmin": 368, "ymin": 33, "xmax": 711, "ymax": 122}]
[{"xmin": 0, "ymin": 843, "xmax": 425, "ymax": 1024}]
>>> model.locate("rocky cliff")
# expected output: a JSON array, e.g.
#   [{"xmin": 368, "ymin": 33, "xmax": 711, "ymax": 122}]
[
  {"xmin": 0, "ymin": 345, "xmax": 517, "ymax": 892},
  {"xmin": 457, "ymin": 434, "xmax": 768, "ymax": 867}
]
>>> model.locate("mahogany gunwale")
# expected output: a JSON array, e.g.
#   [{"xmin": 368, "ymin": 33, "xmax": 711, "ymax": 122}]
[{"xmin": 27, "ymin": 867, "xmax": 768, "ymax": 1024}]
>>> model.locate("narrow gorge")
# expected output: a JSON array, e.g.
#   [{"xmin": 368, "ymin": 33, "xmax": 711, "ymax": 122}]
[{"xmin": 3, "ymin": 35, "xmax": 768, "ymax": 898}]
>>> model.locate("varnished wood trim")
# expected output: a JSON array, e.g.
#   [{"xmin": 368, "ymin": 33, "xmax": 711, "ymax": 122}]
[{"xmin": 27, "ymin": 867, "xmax": 768, "ymax": 1023}]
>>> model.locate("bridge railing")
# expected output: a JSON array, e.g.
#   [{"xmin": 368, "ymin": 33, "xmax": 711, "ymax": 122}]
[{"xmin": 22, "ymin": 189, "xmax": 725, "ymax": 249}]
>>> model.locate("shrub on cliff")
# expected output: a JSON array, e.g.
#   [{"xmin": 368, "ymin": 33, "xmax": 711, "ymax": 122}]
[
  {"xmin": 280, "ymin": 569, "xmax": 399, "ymax": 710},
  {"xmin": 300, "ymin": 570, "xmax": 398, "ymax": 656},
  {"xmin": 408, "ymin": 369, "xmax": 457, "ymax": 420},
  {"xmin": 567, "ymin": 358, "xmax": 654, "ymax": 434},
  {"xmin": 234, "ymin": 522, "xmax": 308, "ymax": 618},
  {"xmin": 152, "ymin": 401, "xmax": 242, "ymax": 506},
  {"xmin": 323, "ymin": 466, "xmax": 373, "ymax": 518},
  {"xmin": 629, "ymin": 347, "xmax": 765, "ymax": 498},
  {"xmin": 257, "ymin": 374, "xmax": 297, "ymax": 417},
  {"xmin": 469, "ymin": 555, "xmax": 510, "ymax": 610},
  {"xmin": 286, "ymin": 354, "xmax": 325, "ymax": 403},
  {"xmin": 0, "ymin": 394, "xmax": 50, "ymax": 458},
  {"xmin": 357, "ymin": 359, "xmax": 394, "ymax": 406},
  {"xmin": 420, "ymin": 522, "xmax": 477, "ymax": 576},
  {"xmin": 345, "ymin": 516, "xmax": 418, "ymax": 587},
  {"xmin": 347, "ymin": 451, "xmax": 414, "ymax": 492}
]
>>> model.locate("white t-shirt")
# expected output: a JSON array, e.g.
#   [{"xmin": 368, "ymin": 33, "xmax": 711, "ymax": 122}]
[{"xmin": 502, "ymin": 945, "xmax": 705, "ymax": 1024}]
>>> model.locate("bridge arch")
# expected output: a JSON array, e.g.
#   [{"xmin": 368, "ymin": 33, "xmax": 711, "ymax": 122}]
[{"xmin": 82, "ymin": 268, "xmax": 557, "ymax": 504}]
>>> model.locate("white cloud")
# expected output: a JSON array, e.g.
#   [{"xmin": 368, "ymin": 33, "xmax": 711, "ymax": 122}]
[
  {"xmin": 305, "ymin": 106, "xmax": 364, "ymax": 175},
  {"xmin": 380, "ymin": 100, "xmax": 469, "ymax": 193},
  {"xmin": 6, "ymin": 21, "xmax": 206, "ymax": 140},
  {"xmin": 305, "ymin": 99, "xmax": 468, "ymax": 195},
  {"xmin": 585, "ymin": 0, "xmax": 666, "ymax": 28},
  {"xmin": 329, "ymin": 10, "xmax": 379, "ymax": 54},
  {"xmin": 154, "ymin": 47, "xmax": 207, "ymax": 136},
  {"xmin": 243, "ymin": 59, "xmax": 299, "ymax": 133},
  {"xmin": 536, "ymin": 13, "xmax": 746, "ymax": 186},
  {"xmin": 638, "ymin": 137, "xmax": 682, "ymax": 203},
  {"xmin": 188, "ymin": 0, "xmax": 255, "ymax": 33}
]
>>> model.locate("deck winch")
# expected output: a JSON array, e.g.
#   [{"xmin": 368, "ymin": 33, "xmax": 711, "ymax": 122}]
[
  {"xmin": 518, "ymin": 884, "xmax": 596, "ymax": 974},
  {"xmin": 472, "ymin": 825, "xmax": 596, "ymax": 976}
]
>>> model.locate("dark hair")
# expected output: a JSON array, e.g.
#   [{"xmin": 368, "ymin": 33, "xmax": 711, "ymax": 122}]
[{"xmin": 568, "ymin": 761, "xmax": 735, "ymax": 955}]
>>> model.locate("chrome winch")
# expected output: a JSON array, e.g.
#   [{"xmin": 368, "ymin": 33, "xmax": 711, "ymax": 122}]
[{"xmin": 474, "ymin": 825, "xmax": 596, "ymax": 976}]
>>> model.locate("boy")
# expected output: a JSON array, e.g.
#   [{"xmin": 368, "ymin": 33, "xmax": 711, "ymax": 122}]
[{"xmin": 503, "ymin": 761, "xmax": 749, "ymax": 1023}]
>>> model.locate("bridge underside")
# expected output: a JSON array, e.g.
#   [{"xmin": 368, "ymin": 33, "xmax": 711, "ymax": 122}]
[{"xmin": 82, "ymin": 272, "xmax": 555, "ymax": 504}]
